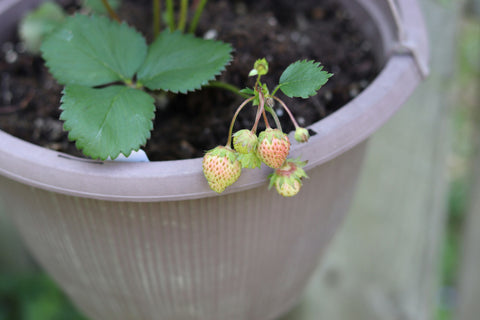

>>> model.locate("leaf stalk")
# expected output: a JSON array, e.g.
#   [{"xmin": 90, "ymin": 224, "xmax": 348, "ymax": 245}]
[
  {"xmin": 178, "ymin": 0, "xmax": 188, "ymax": 32},
  {"xmin": 207, "ymin": 81, "xmax": 249, "ymax": 98},
  {"xmin": 153, "ymin": 0, "xmax": 162, "ymax": 37},
  {"xmin": 101, "ymin": 0, "xmax": 121, "ymax": 22},
  {"xmin": 166, "ymin": 0, "xmax": 175, "ymax": 31},
  {"xmin": 188, "ymin": 0, "xmax": 208, "ymax": 33}
]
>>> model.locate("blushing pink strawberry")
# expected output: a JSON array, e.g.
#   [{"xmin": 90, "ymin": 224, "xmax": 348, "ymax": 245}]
[
  {"xmin": 269, "ymin": 158, "xmax": 308, "ymax": 197},
  {"xmin": 202, "ymin": 146, "xmax": 241, "ymax": 193},
  {"xmin": 256, "ymin": 128, "xmax": 290, "ymax": 168},
  {"xmin": 276, "ymin": 179, "xmax": 302, "ymax": 197}
]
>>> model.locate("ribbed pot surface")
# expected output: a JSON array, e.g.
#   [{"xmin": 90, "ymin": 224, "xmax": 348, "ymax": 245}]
[{"xmin": 1, "ymin": 143, "xmax": 366, "ymax": 320}]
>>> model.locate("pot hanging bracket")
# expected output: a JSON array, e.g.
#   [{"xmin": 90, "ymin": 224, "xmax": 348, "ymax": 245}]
[
  {"xmin": 392, "ymin": 40, "xmax": 430, "ymax": 80},
  {"xmin": 386, "ymin": 0, "xmax": 430, "ymax": 79}
]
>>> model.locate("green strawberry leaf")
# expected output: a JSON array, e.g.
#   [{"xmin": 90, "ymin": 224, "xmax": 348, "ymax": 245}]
[
  {"xmin": 278, "ymin": 60, "xmax": 332, "ymax": 99},
  {"xmin": 137, "ymin": 31, "xmax": 232, "ymax": 93},
  {"xmin": 41, "ymin": 14, "xmax": 147, "ymax": 86},
  {"xmin": 60, "ymin": 85, "xmax": 155, "ymax": 160},
  {"xmin": 82, "ymin": 0, "xmax": 120, "ymax": 14}
]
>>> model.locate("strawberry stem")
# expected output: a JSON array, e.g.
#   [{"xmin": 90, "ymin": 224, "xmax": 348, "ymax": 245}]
[
  {"xmin": 251, "ymin": 91, "xmax": 266, "ymax": 133},
  {"xmin": 262, "ymin": 108, "xmax": 271, "ymax": 129},
  {"xmin": 225, "ymin": 96, "xmax": 255, "ymax": 148},
  {"xmin": 101, "ymin": 0, "xmax": 121, "ymax": 22},
  {"xmin": 189, "ymin": 0, "xmax": 208, "ymax": 33},
  {"xmin": 207, "ymin": 81, "xmax": 248, "ymax": 98},
  {"xmin": 153, "ymin": 0, "xmax": 162, "ymax": 38},
  {"xmin": 166, "ymin": 0, "xmax": 175, "ymax": 31},
  {"xmin": 178, "ymin": 0, "xmax": 189, "ymax": 32},
  {"xmin": 264, "ymin": 105, "xmax": 282, "ymax": 132},
  {"xmin": 271, "ymin": 84, "xmax": 282, "ymax": 97},
  {"xmin": 272, "ymin": 96, "xmax": 300, "ymax": 129}
]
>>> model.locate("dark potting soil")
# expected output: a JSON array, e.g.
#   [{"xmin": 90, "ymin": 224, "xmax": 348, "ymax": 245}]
[{"xmin": 0, "ymin": 0, "xmax": 380, "ymax": 161}]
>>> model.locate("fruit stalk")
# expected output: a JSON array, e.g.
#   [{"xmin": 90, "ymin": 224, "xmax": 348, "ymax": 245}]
[
  {"xmin": 251, "ymin": 90, "xmax": 267, "ymax": 133},
  {"xmin": 226, "ymin": 96, "xmax": 255, "ymax": 148},
  {"xmin": 272, "ymin": 96, "xmax": 301, "ymax": 129}
]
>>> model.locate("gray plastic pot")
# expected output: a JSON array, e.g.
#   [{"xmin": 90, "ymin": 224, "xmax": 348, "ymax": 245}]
[{"xmin": 0, "ymin": 1, "xmax": 428, "ymax": 319}]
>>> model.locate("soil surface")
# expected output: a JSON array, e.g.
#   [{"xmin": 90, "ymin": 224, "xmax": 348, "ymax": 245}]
[{"xmin": 0, "ymin": 0, "xmax": 380, "ymax": 161}]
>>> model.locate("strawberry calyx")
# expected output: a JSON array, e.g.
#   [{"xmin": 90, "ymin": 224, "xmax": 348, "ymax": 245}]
[
  {"xmin": 237, "ymin": 152, "xmax": 262, "ymax": 169},
  {"xmin": 268, "ymin": 158, "xmax": 308, "ymax": 197},
  {"xmin": 205, "ymin": 145, "xmax": 238, "ymax": 162}
]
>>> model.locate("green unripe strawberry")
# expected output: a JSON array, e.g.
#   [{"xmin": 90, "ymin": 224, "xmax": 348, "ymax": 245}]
[
  {"xmin": 294, "ymin": 127, "xmax": 310, "ymax": 143},
  {"xmin": 256, "ymin": 128, "xmax": 290, "ymax": 169},
  {"xmin": 233, "ymin": 129, "xmax": 257, "ymax": 154},
  {"xmin": 202, "ymin": 146, "xmax": 241, "ymax": 193},
  {"xmin": 269, "ymin": 158, "xmax": 308, "ymax": 197}
]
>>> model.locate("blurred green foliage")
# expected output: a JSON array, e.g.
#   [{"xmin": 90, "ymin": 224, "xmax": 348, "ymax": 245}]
[
  {"xmin": 436, "ymin": 11, "xmax": 480, "ymax": 320},
  {"xmin": 0, "ymin": 273, "xmax": 87, "ymax": 320}
]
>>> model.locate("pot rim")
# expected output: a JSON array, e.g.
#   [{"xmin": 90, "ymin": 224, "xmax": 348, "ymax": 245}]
[{"xmin": 0, "ymin": 0, "xmax": 429, "ymax": 202}]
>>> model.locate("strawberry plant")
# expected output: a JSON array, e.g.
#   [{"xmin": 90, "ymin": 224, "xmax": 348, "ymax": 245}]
[
  {"xmin": 20, "ymin": 1, "xmax": 332, "ymax": 197},
  {"xmin": 35, "ymin": 0, "xmax": 231, "ymax": 160},
  {"xmin": 203, "ymin": 58, "xmax": 332, "ymax": 197}
]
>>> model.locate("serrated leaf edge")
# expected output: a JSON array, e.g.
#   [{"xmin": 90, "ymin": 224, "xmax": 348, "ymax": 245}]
[
  {"xmin": 278, "ymin": 60, "xmax": 332, "ymax": 99},
  {"xmin": 138, "ymin": 30, "xmax": 233, "ymax": 94},
  {"xmin": 41, "ymin": 14, "xmax": 147, "ymax": 86},
  {"xmin": 60, "ymin": 85, "xmax": 155, "ymax": 160}
]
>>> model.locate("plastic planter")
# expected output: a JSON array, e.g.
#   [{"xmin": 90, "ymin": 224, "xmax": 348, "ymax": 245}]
[{"xmin": 0, "ymin": 0, "xmax": 428, "ymax": 319}]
